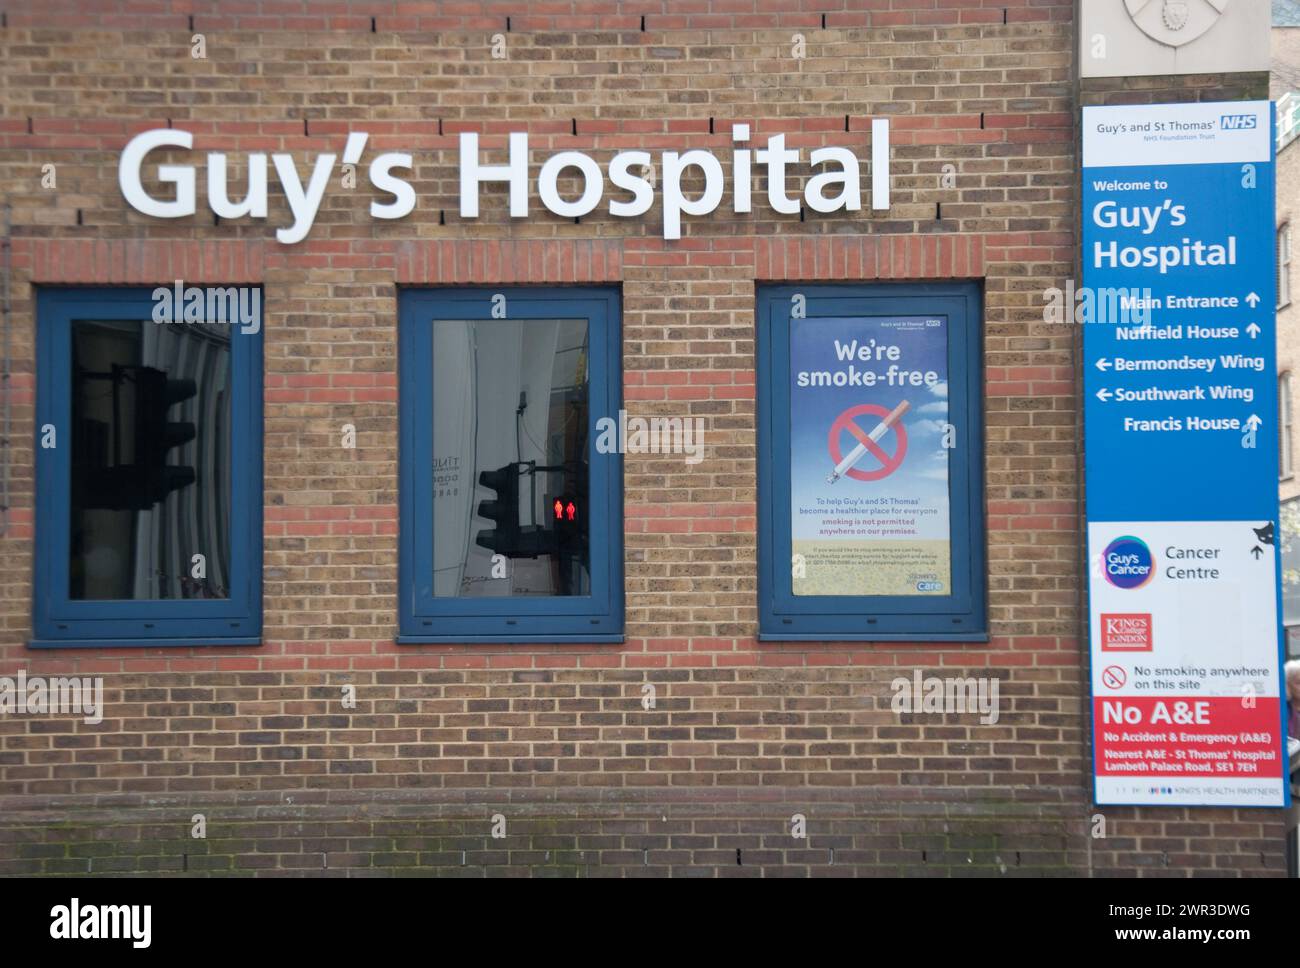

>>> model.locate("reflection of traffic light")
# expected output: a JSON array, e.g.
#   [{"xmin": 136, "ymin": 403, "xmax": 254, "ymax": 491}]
[
  {"xmin": 475, "ymin": 463, "xmax": 546, "ymax": 558},
  {"xmin": 475, "ymin": 464, "xmax": 521, "ymax": 556},
  {"xmin": 135, "ymin": 367, "xmax": 197, "ymax": 505},
  {"xmin": 553, "ymin": 494, "xmax": 581, "ymax": 545},
  {"xmin": 554, "ymin": 491, "xmax": 587, "ymax": 572},
  {"xmin": 74, "ymin": 365, "xmax": 198, "ymax": 511},
  {"xmin": 547, "ymin": 470, "xmax": 588, "ymax": 595}
]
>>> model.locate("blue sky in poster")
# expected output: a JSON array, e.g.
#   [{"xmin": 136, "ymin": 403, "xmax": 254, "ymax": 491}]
[{"xmin": 789, "ymin": 315, "xmax": 951, "ymax": 541}]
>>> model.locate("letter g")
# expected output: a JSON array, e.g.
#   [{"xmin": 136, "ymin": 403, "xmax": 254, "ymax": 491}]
[
  {"xmin": 1092, "ymin": 200, "xmax": 1116, "ymax": 228},
  {"xmin": 119, "ymin": 129, "xmax": 196, "ymax": 218}
]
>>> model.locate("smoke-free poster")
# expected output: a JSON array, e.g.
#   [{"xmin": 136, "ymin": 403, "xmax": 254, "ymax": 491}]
[{"xmin": 790, "ymin": 315, "xmax": 951, "ymax": 597}]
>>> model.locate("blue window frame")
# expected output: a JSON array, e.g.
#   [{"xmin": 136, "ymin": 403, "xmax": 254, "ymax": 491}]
[
  {"xmin": 757, "ymin": 282, "xmax": 986, "ymax": 641},
  {"xmin": 32, "ymin": 287, "xmax": 263, "ymax": 648},
  {"xmin": 398, "ymin": 286, "xmax": 623, "ymax": 643}
]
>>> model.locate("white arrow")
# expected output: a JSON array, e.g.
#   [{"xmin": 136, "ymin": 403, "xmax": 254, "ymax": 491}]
[
  {"xmin": 1094, "ymin": 358, "xmax": 1112, "ymax": 371},
  {"xmin": 1246, "ymin": 322, "xmax": 1261, "ymax": 339},
  {"xmin": 1245, "ymin": 292, "xmax": 1261, "ymax": 308},
  {"xmin": 1095, "ymin": 388, "xmax": 1112, "ymax": 402},
  {"xmin": 1246, "ymin": 413, "xmax": 1262, "ymax": 430}
]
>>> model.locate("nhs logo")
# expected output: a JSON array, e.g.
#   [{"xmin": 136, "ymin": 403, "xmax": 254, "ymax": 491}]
[{"xmin": 1220, "ymin": 114, "xmax": 1258, "ymax": 130}]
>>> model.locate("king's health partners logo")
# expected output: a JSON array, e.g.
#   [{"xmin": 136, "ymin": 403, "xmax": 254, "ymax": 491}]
[{"xmin": 1102, "ymin": 535, "xmax": 1154, "ymax": 589}]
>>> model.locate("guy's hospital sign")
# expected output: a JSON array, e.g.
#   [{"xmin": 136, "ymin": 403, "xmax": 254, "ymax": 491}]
[{"xmin": 116, "ymin": 122, "xmax": 892, "ymax": 243}]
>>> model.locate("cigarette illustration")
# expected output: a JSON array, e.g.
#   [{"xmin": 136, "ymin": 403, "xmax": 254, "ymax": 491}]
[{"xmin": 826, "ymin": 400, "xmax": 911, "ymax": 484}]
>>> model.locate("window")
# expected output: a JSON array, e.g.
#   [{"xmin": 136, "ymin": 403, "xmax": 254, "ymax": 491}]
[
  {"xmin": 1279, "ymin": 223, "xmax": 1291, "ymax": 308},
  {"xmin": 756, "ymin": 282, "xmax": 986, "ymax": 640},
  {"xmin": 398, "ymin": 287, "xmax": 623, "ymax": 642},
  {"xmin": 33, "ymin": 287, "xmax": 263, "ymax": 647},
  {"xmin": 1280, "ymin": 93, "xmax": 1300, "ymax": 152},
  {"xmin": 1282, "ymin": 372, "xmax": 1294, "ymax": 479},
  {"xmin": 1282, "ymin": 497, "xmax": 1300, "ymax": 630}
]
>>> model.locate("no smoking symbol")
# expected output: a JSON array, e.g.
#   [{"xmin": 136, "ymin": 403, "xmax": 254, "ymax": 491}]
[
  {"xmin": 828, "ymin": 404, "xmax": 909, "ymax": 482},
  {"xmin": 1102, "ymin": 666, "xmax": 1126, "ymax": 690}
]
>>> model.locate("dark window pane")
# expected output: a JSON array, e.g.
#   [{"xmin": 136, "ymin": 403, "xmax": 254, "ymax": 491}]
[
  {"xmin": 432, "ymin": 318, "xmax": 590, "ymax": 598},
  {"xmin": 70, "ymin": 319, "xmax": 232, "ymax": 600}
]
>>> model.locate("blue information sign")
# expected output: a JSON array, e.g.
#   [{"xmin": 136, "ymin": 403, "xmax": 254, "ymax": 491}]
[{"xmin": 1081, "ymin": 101, "xmax": 1290, "ymax": 809}]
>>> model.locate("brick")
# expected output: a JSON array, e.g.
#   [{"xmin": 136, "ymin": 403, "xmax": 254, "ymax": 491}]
[{"xmin": 0, "ymin": 0, "xmax": 1276, "ymax": 879}]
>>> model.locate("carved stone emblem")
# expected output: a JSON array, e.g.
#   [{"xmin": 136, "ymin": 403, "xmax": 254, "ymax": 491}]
[{"xmin": 1123, "ymin": 0, "xmax": 1229, "ymax": 48}]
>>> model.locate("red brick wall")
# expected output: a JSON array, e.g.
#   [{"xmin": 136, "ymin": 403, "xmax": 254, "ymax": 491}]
[
  {"xmin": 2, "ymin": 0, "xmax": 1070, "ymax": 32},
  {"xmin": 0, "ymin": 0, "xmax": 1287, "ymax": 876}
]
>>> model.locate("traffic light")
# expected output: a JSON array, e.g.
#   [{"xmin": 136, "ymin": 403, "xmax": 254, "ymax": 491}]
[
  {"xmin": 552, "ymin": 493, "xmax": 585, "ymax": 554},
  {"xmin": 475, "ymin": 462, "xmax": 547, "ymax": 558},
  {"xmin": 134, "ymin": 366, "xmax": 198, "ymax": 505},
  {"xmin": 550, "ymin": 461, "xmax": 588, "ymax": 553},
  {"xmin": 547, "ymin": 472, "xmax": 588, "ymax": 595},
  {"xmin": 73, "ymin": 364, "xmax": 198, "ymax": 511},
  {"xmin": 475, "ymin": 463, "xmax": 521, "ymax": 556}
]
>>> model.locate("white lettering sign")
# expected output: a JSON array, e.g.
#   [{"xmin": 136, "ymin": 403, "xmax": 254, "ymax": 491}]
[{"xmin": 118, "ymin": 122, "xmax": 891, "ymax": 243}]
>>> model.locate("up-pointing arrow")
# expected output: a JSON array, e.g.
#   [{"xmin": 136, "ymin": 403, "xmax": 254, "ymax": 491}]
[
  {"xmin": 1246, "ymin": 322, "xmax": 1261, "ymax": 339},
  {"xmin": 1245, "ymin": 292, "xmax": 1261, "ymax": 308},
  {"xmin": 1095, "ymin": 358, "xmax": 1112, "ymax": 371},
  {"xmin": 1095, "ymin": 388, "xmax": 1112, "ymax": 402},
  {"xmin": 1246, "ymin": 413, "xmax": 1262, "ymax": 430}
]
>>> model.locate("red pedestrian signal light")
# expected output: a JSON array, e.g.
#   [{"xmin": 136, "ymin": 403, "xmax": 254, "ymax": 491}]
[{"xmin": 553, "ymin": 496, "xmax": 579, "ymax": 523}]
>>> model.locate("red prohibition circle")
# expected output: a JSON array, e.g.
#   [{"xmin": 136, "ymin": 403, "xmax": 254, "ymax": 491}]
[{"xmin": 827, "ymin": 404, "xmax": 908, "ymax": 482}]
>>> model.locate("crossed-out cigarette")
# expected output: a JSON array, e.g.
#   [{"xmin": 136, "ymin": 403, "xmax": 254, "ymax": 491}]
[{"xmin": 826, "ymin": 400, "xmax": 911, "ymax": 484}]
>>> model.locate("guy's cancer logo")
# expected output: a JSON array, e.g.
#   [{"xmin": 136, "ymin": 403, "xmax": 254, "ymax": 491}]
[{"xmin": 1102, "ymin": 535, "xmax": 1154, "ymax": 589}]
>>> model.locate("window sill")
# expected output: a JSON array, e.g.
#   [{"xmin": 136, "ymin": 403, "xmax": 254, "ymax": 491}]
[
  {"xmin": 28, "ymin": 637, "xmax": 263, "ymax": 649},
  {"xmin": 758, "ymin": 631, "xmax": 990, "ymax": 643},
  {"xmin": 396, "ymin": 634, "xmax": 625, "ymax": 645}
]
